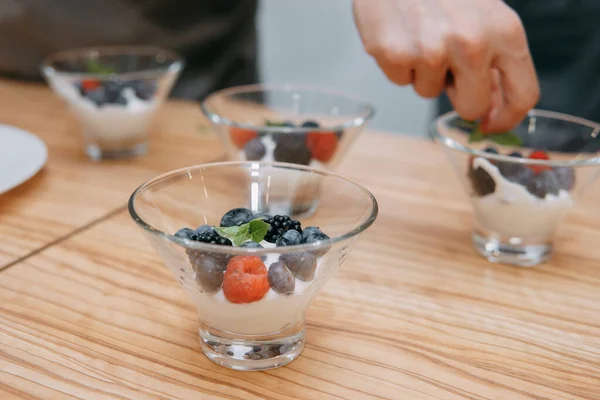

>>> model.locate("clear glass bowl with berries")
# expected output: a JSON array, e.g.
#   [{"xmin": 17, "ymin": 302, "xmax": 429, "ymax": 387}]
[
  {"xmin": 430, "ymin": 110, "xmax": 600, "ymax": 267},
  {"xmin": 41, "ymin": 46, "xmax": 183, "ymax": 160},
  {"xmin": 201, "ymin": 84, "xmax": 375, "ymax": 168},
  {"xmin": 201, "ymin": 84, "xmax": 375, "ymax": 216},
  {"xmin": 128, "ymin": 161, "xmax": 378, "ymax": 370}
]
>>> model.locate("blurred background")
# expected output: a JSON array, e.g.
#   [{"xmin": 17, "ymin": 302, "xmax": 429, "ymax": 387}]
[{"xmin": 257, "ymin": 0, "xmax": 433, "ymax": 136}]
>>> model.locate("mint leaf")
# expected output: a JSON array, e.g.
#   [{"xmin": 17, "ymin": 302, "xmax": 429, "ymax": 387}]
[
  {"xmin": 213, "ymin": 225, "xmax": 240, "ymax": 242},
  {"xmin": 489, "ymin": 131, "xmax": 523, "ymax": 146},
  {"xmin": 265, "ymin": 119, "xmax": 289, "ymax": 127},
  {"xmin": 85, "ymin": 59, "xmax": 116, "ymax": 75},
  {"xmin": 468, "ymin": 127, "xmax": 485, "ymax": 143},
  {"xmin": 249, "ymin": 219, "xmax": 270, "ymax": 243},
  {"xmin": 233, "ymin": 224, "xmax": 250, "ymax": 246},
  {"xmin": 213, "ymin": 219, "xmax": 270, "ymax": 245},
  {"xmin": 455, "ymin": 119, "xmax": 478, "ymax": 130}
]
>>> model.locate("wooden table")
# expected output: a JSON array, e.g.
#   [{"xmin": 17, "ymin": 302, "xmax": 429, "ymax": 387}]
[{"xmin": 1, "ymin": 81, "xmax": 599, "ymax": 400}]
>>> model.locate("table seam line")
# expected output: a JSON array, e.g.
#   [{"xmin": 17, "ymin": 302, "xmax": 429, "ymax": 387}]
[{"xmin": 0, "ymin": 205, "xmax": 127, "ymax": 274}]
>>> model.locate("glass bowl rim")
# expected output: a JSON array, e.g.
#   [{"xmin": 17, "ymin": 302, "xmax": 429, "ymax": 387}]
[
  {"xmin": 128, "ymin": 160, "xmax": 379, "ymax": 255},
  {"xmin": 41, "ymin": 45, "xmax": 184, "ymax": 81},
  {"xmin": 429, "ymin": 109, "xmax": 600, "ymax": 167},
  {"xmin": 200, "ymin": 83, "xmax": 376, "ymax": 134}
]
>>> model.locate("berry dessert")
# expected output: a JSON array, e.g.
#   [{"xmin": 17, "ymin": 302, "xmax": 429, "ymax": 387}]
[
  {"xmin": 174, "ymin": 207, "xmax": 332, "ymax": 334},
  {"xmin": 48, "ymin": 60, "xmax": 171, "ymax": 149},
  {"xmin": 230, "ymin": 119, "xmax": 342, "ymax": 167},
  {"xmin": 468, "ymin": 147, "xmax": 575, "ymax": 238}
]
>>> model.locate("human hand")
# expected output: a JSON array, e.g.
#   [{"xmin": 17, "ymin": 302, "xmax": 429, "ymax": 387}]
[{"xmin": 353, "ymin": 0, "xmax": 540, "ymax": 132}]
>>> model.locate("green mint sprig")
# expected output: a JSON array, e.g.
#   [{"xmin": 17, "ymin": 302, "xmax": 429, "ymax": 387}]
[
  {"xmin": 265, "ymin": 119, "xmax": 290, "ymax": 127},
  {"xmin": 85, "ymin": 59, "xmax": 116, "ymax": 75},
  {"xmin": 460, "ymin": 119, "xmax": 523, "ymax": 146},
  {"xmin": 214, "ymin": 218, "xmax": 270, "ymax": 246}
]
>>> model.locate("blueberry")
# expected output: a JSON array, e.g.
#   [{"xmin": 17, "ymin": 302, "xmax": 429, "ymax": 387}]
[
  {"xmin": 553, "ymin": 167, "xmax": 575, "ymax": 191},
  {"xmin": 245, "ymin": 137, "xmax": 266, "ymax": 161},
  {"xmin": 175, "ymin": 228, "xmax": 197, "ymax": 240},
  {"xmin": 509, "ymin": 151, "xmax": 523, "ymax": 158},
  {"xmin": 281, "ymin": 120, "xmax": 295, "ymax": 127},
  {"xmin": 469, "ymin": 167, "xmax": 496, "ymax": 196},
  {"xmin": 498, "ymin": 163, "xmax": 534, "ymax": 187},
  {"xmin": 241, "ymin": 241, "xmax": 266, "ymax": 260},
  {"xmin": 240, "ymin": 241, "xmax": 263, "ymax": 249},
  {"xmin": 220, "ymin": 208, "xmax": 254, "ymax": 227},
  {"xmin": 276, "ymin": 229, "xmax": 302, "ymax": 247},
  {"xmin": 195, "ymin": 225, "xmax": 214, "ymax": 235},
  {"xmin": 526, "ymin": 170, "xmax": 561, "ymax": 199},
  {"xmin": 104, "ymin": 81, "xmax": 127, "ymax": 104},
  {"xmin": 484, "ymin": 147, "xmax": 499, "ymax": 154},
  {"xmin": 115, "ymin": 93, "xmax": 128, "ymax": 106},
  {"xmin": 131, "ymin": 80, "xmax": 157, "ymax": 100},
  {"xmin": 191, "ymin": 254, "xmax": 226, "ymax": 292},
  {"xmin": 253, "ymin": 212, "xmax": 272, "ymax": 221},
  {"xmin": 268, "ymin": 262, "xmax": 295, "ymax": 294},
  {"xmin": 301, "ymin": 120, "xmax": 320, "ymax": 128},
  {"xmin": 86, "ymin": 87, "xmax": 107, "ymax": 106},
  {"xmin": 303, "ymin": 228, "xmax": 330, "ymax": 257},
  {"xmin": 273, "ymin": 135, "xmax": 312, "ymax": 165},
  {"xmin": 279, "ymin": 252, "xmax": 317, "ymax": 281},
  {"xmin": 302, "ymin": 226, "xmax": 324, "ymax": 242}
]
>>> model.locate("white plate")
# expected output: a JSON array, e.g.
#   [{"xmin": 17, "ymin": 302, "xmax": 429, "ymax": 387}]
[{"xmin": 0, "ymin": 124, "xmax": 48, "ymax": 195}]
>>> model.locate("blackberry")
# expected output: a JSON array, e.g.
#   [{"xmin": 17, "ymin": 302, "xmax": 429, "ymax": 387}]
[
  {"xmin": 264, "ymin": 215, "xmax": 302, "ymax": 243},
  {"xmin": 196, "ymin": 231, "xmax": 233, "ymax": 246},
  {"xmin": 186, "ymin": 231, "xmax": 232, "ymax": 274},
  {"xmin": 469, "ymin": 167, "xmax": 495, "ymax": 196},
  {"xmin": 273, "ymin": 135, "xmax": 312, "ymax": 165}
]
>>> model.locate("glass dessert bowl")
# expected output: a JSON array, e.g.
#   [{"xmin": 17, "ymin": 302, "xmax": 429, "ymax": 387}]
[
  {"xmin": 128, "ymin": 161, "xmax": 378, "ymax": 370},
  {"xmin": 42, "ymin": 45, "xmax": 183, "ymax": 160},
  {"xmin": 201, "ymin": 84, "xmax": 375, "ymax": 170},
  {"xmin": 430, "ymin": 110, "xmax": 600, "ymax": 267}
]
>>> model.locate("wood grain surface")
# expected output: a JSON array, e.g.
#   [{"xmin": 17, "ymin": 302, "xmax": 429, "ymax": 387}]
[
  {"xmin": 0, "ymin": 80, "xmax": 224, "ymax": 267},
  {"xmin": 1, "ymin": 82, "xmax": 600, "ymax": 399}
]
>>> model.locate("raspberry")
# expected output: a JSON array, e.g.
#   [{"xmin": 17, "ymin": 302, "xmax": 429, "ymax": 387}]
[
  {"xmin": 81, "ymin": 79, "xmax": 101, "ymax": 91},
  {"xmin": 528, "ymin": 150, "xmax": 551, "ymax": 175},
  {"xmin": 222, "ymin": 256, "xmax": 270, "ymax": 304},
  {"xmin": 230, "ymin": 127, "xmax": 258, "ymax": 149},
  {"xmin": 306, "ymin": 132, "xmax": 338, "ymax": 163}
]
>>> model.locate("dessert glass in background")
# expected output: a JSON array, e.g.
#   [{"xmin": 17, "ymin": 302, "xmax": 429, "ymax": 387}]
[
  {"xmin": 430, "ymin": 110, "xmax": 600, "ymax": 267},
  {"xmin": 128, "ymin": 161, "xmax": 378, "ymax": 371},
  {"xmin": 42, "ymin": 46, "xmax": 183, "ymax": 160},
  {"xmin": 201, "ymin": 84, "xmax": 375, "ymax": 216}
]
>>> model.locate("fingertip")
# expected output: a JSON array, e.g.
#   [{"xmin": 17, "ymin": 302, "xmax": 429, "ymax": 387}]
[{"xmin": 484, "ymin": 108, "xmax": 526, "ymax": 132}]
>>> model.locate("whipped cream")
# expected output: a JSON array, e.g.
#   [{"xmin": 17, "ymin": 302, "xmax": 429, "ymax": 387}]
[
  {"xmin": 471, "ymin": 157, "xmax": 573, "ymax": 238},
  {"xmin": 192, "ymin": 241, "xmax": 322, "ymax": 335},
  {"xmin": 52, "ymin": 77, "xmax": 158, "ymax": 143}
]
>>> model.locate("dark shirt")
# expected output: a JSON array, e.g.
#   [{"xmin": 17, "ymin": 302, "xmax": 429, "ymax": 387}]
[
  {"xmin": 437, "ymin": 0, "xmax": 600, "ymax": 123},
  {"xmin": 0, "ymin": 0, "xmax": 259, "ymax": 100}
]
